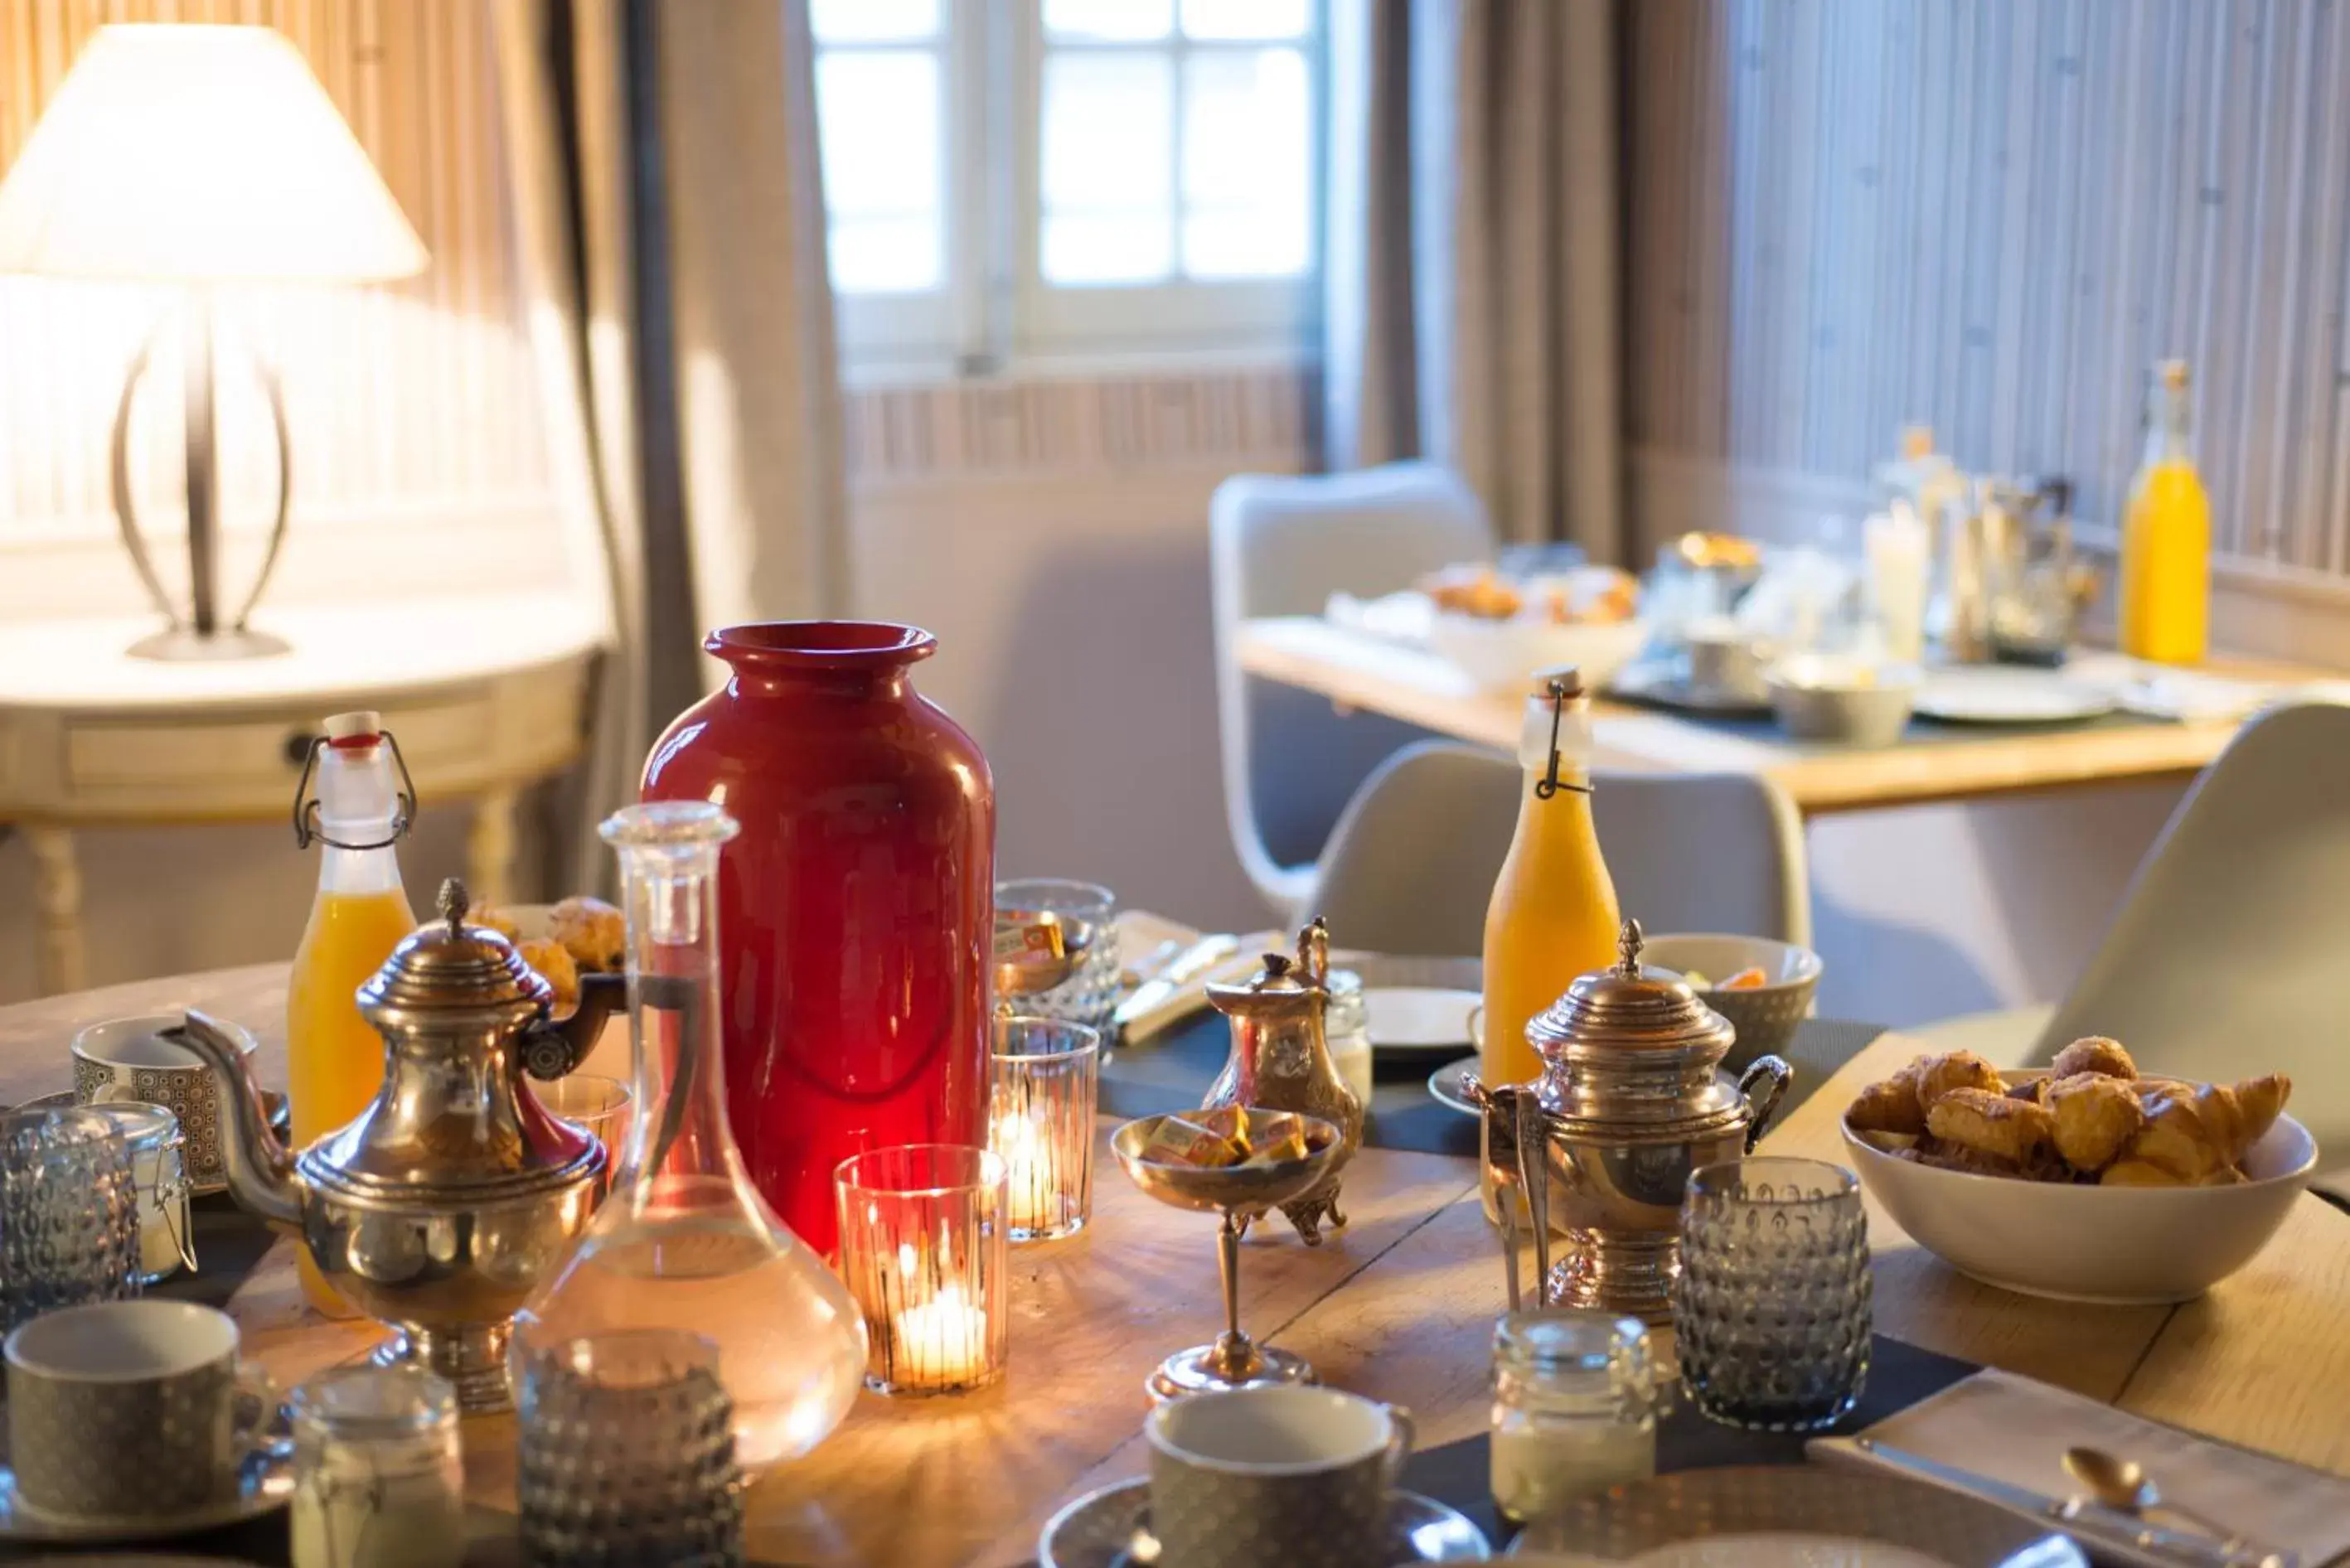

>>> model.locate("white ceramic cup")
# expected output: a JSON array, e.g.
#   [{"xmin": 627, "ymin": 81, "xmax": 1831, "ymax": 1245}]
[
  {"xmin": 4, "ymin": 1299, "xmax": 269, "ymax": 1522},
  {"xmin": 71, "ymin": 1014, "xmax": 258, "ymax": 1193},
  {"xmin": 1146, "ymin": 1385, "xmax": 1413, "ymax": 1568}
]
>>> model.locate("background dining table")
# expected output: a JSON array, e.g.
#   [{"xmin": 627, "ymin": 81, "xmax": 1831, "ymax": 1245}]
[
  {"xmin": 1238, "ymin": 615, "xmax": 2345, "ymax": 815},
  {"xmin": 2, "ymin": 957, "xmax": 2343, "ymax": 1566}
]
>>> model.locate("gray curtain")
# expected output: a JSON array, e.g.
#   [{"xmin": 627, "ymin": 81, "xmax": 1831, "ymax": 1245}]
[
  {"xmin": 493, "ymin": 0, "xmax": 847, "ymax": 889},
  {"xmin": 1324, "ymin": 0, "xmax": 1626, "ymax": 560}
]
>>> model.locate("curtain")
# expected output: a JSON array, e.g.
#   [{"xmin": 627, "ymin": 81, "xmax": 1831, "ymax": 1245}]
[
  {"xmin": 1324, "ymin": 0, "xmax": 1626, "ymax": 560},
  {"xmin": 492, "ymin": 0, "xmax": 846, "ymax": 889}
]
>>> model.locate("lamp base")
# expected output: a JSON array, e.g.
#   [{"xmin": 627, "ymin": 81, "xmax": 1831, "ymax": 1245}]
[{"xmin": 126, "ymin": 625, "xmax": 291, "ymax": 662}]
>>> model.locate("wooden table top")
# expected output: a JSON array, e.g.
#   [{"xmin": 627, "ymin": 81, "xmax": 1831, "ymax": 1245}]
[
  {"xmin": 1237, "ymin": 616, "xmax": 2343, "ymax": 814},
  {"xmin": 5, "ymin": 966, "xmax": 2345, "ymax": 1566}
]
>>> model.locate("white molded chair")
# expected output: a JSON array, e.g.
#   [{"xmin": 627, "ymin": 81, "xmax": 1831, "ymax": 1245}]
[
  {"xmin": 2030, "ymin": 700, "xmax": 2350, "ymax": 1173},
  {"xmin": 1299, "ymin": 741, "xmax": 1812, "ymax": 956},
  {"xmin": 1211, "ymin": 462, "xmax": 1495, "ymax": 917}
]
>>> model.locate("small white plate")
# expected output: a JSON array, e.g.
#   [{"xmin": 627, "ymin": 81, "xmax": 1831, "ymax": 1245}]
[
  {"xmin": 1364, "ymin": 987, "xmax": 1482, "ymax": 1057},
  {"xmin": 1039, "ymin": 1477, "xmax": 1487, "ymax": 1566},
  {"xmin": 1913, "ymin": 670, "xmax": 2117, "ymax": 725},
  {"xmin": 1426, "ymin": 1056, "xmax": 1483, "ymax": 1117}
]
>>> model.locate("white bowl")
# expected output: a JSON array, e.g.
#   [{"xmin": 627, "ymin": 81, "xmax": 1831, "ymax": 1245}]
[
  {"xmin": 1638, "ymin": 933, "xmax": 1821, "ymax": 1069},
  {"xmin": 1841, "ymin": 1090, "xmax": 2318, "ymax": 1304},
  {"xmin": 1428, "ymin": 612, "xmax": 1649, "ymax": 693}
]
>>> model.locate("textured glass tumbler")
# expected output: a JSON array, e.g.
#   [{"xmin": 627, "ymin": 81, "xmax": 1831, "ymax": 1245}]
[
  {"xmin": 1672, "ymin": 1158, "xmax": 1870, "ymax": 1432},
  {"xmin": 835, "ymin": 1145, "xmax": 1009, "ymax": 1396},
  {"xmin": 0, "ymin": 1106, "xmax": 141, "ymax": 1333},
  {"xmin": 994, "ymin": 878, "xmax": 1119, "ymax": 1029},
  {"xmin": 990, "ymin": 1015, "xmax": 1100, "ymax": 1243},
  {"xmin": 517, "ymin": 1330, "xmax": 745, "ymax": 1568}
]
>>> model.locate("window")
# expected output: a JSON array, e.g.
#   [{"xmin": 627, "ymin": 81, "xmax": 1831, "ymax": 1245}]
[{"xmin": 812, "ymin": 0, "xmax": 1320, "ymax": 375}]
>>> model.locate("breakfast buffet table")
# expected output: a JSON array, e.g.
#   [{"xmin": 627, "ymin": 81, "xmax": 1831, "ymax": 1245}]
[
  {"xmin": 1238, "ymin": 616, "xmax": 2346, "ymax": 815},
  {"xmin": 2, "ymin": 963, "xmax": 2345, "ymax": 1566}
]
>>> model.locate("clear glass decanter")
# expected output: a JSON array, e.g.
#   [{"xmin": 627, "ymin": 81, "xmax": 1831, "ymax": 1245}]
[{"xmin": 511, "ymin": 802, "xmax": 866, "ymax": 1469}]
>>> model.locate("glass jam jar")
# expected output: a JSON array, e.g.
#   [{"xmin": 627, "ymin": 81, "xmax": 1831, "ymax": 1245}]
[
  {"xmin": 1490, "ymin": 1309, "xmax": 1656, "ymax": 1529},
  {"xmin": 288, "ymin": 1367, "xmax": 465, "ymax": 1568}
]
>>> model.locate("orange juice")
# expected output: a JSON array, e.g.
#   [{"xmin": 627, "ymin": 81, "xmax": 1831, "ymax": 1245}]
[
  {"xmin": 2119, "ymin": 361, "xmax": 2210, "ymax": 666},
  {"xmin": 286, "ymin": 714, "xmax": 415, "ymax": 1314},
  {"xmin": 1480, "ymin": 671, "xmax": 1622, "ymax": 1088}
]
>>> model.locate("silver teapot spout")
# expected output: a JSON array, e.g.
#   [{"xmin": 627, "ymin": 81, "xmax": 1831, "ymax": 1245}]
[{"xmin": 180, "ymin": 1009, "xmax": 303, "ymax": 1228}]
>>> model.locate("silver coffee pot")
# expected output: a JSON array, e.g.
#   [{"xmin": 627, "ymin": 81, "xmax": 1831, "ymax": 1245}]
[
  {"xmin": 1464, "ymin": 921, "xmax": 1792, "ymax": 1324},
  {"xmin": 178, "ymin": 878, "xmax": 622, "ymax": 1411}
]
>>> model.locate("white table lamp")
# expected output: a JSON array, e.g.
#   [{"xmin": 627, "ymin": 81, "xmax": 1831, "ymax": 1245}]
[{"xmin": 0, "ymin": 24, "xmax": 429, "ymax": 659}]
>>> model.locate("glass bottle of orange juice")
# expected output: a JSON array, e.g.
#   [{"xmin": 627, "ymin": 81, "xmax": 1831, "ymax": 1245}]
[
  {"xmin": 2119, "ymin": 360, "xmax": 2211, "ymax": 665},
  {"xmin": 287, "ymin": 711, "xmax": 417, "ymax": 1314},
  {"xmin": 1481, "ymin": 667, "xmax": 1623, "ymax": 1087}
]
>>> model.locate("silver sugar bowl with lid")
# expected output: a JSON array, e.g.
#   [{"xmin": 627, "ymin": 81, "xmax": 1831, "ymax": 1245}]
[
  {"xmin": 177, "ymin": 878, "xmax": 624, "ymax": 1411},
  {"xmin": 1464, "ymin": 919, "xmax": 1792, "ymax": 1324}
]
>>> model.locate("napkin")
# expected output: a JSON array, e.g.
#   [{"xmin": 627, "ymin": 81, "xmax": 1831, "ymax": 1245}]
[{"xmin": 1844, "ymin": 1367, "xmax": 2350, "ymax": 1564}]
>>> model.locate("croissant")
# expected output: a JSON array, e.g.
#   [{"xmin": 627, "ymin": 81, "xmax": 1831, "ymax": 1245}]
[
  {"xmin": 1926, "ymin": 1087, "xmax": 2054, "ymax": 1168},
  {"xmin": 2046, "ymin": 1072, "xmax": 2145, "ymax": 1172},
  {"xmin": 1910, "ymin": 1051, "xmax": 2006, "ymax": 1114},
  {"xmin": 2050, "ymin": 1036, "xmax": 2137, "ymax": 1082},
  {"xmin": 2101, "ymin": 1082, "xmax": 2256, "ymax": 1185},
  {"xmin": 550, "ymin": 895, "xmax": 626, "ymax": 973},
  {"xmin": 2232, "ymin": 1073, "xmax": 2292, "ymax": 1148},
  {"xmin": 1847, "ymin": 1076, "xmax": 1926, "ymax": 1135},
  {"xmin": 517, "ymin": 936, "xmax": 581, "ymax": 1013}
]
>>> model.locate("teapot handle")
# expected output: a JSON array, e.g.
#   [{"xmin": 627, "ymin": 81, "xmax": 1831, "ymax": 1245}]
[
  {"xmin": 1737, "ymin": 1054, "xmax": 1795, "ymax": 1152},
  {"xmin": 521, "ymin": 970, "xmax": 627, "ymax": 1082}
]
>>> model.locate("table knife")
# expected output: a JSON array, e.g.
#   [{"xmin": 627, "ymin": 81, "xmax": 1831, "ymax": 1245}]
[
  {"xmin": 1807, "ymin": 1437, "xmax": 2296, "ymax": 1568},
  {"xmin": 1111, "ymin": 934, "xmax": 1243, "ymax": 1032}
]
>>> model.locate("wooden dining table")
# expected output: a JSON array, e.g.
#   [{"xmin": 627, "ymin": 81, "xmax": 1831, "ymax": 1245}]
[
  {"xmin": 1237, "ymin": 615, "xmax": 2345, "ymax": 815},
  {"xmin": 3, "ymin": 962, "xmax": 2344, "ymax": 1566}
]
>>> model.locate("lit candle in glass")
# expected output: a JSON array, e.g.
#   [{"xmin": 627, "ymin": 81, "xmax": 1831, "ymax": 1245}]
[
  {"xmin": 988, "ymin": 1015, "xmax": 1099, "ymax": 1242},
  {"xmin": 835, "ymin": 1145, "xmax": 1009, "ymax": 1396}
]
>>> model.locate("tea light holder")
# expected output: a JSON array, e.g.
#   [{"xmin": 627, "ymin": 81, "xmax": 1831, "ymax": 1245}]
[
  {"xmin": 989, "ymin": 1015, "xmax": 1099, "ymax": 1242},
  {"xmin": 834, "ymin": 1145, "xmax": 1009, "ymax": 1396}
]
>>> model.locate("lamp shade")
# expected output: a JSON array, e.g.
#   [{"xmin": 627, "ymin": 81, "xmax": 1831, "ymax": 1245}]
[{"xmin": 0, "ymin": 24, "xmax": 427, "ymax": 282}]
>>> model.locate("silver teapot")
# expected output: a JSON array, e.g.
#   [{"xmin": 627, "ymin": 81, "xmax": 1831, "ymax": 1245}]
[
  {"xmin": 1465, "ymin": 920, "xmax": 1791, "ymax": 1324},
  {"xmin": 179, "ymin": 878, "xmax": 622, "ymax": 1411}
]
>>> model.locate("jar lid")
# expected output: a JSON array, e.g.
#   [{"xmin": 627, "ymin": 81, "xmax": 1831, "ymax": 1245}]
[
  {"xmin": 358, "ymin": 878, "xmax": 549, "ymax": 1020},
  {"xmin": 291, "ymin": 1365, "xmax": 458, "ymax": 1437},
  {"xmin": 79, "ymin": 1100, "xmax": 178, "ymax": 1154},
  {"xmin": 1524, "ymin": 919, "xmax": 1736, "ymax": 1071},
  {"xmin": 1494, "ymin": 1308, "xmax": 1648, "ymax": 1372}
]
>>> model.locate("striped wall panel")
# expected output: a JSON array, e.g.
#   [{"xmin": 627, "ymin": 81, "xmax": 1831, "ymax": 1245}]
[
  {"xmin": 0, "ymin": 0, "xmax": 551, "ymax": 547},
  {"xmin": 1626, "ymin": 0, "xmax": 2350, "ymax": 576}
]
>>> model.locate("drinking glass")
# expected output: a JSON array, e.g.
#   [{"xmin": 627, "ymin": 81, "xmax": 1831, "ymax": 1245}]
[
  {"xmin": 835, "ymin": 1145, "xmax": 1010, "ymax": 1396},
  {"xmin": 531, "ymin": 1072, "xmax": 632, "ymax": 1207},
  {"xmin": 0, "ymin": 1106, "xmax": 141, "ymax": 1333},
  {"xmin": 994, "ymin": 878, "xmax": 1119, "ymax": 1029},
  {"xmin": 990, "ymin": 1015, "xmax": 1099, "ymax": 1243},
  {"xmin": 1673, "ymin": 1157, "xmax": 1869, "ymax": 1432},
  {"xmin": 517, "ymin": 1330, "xmax": 745, "ymax": 1568}
]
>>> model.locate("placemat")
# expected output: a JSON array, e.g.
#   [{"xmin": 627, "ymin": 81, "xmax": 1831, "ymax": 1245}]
[{"xmin": 1102, "ymin": 1010, "xmax": 1887, "ymax": 1159}]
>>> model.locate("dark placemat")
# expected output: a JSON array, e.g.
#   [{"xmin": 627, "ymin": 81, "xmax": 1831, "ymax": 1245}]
[
  {"xmin": 149, "ymin": 1192, "xmax": 285, "ymax": 1311},
  {"xmin": 1103, "ymin": 1010, "xmax": 1888, "ymax": 1159},
  {"xmin": 1400, "ymin": 1333, "xmax": 1980, "ymax": 1551}
]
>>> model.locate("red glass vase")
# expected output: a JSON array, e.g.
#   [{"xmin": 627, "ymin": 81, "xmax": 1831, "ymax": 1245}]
[{"xmin": 640, "ymin": 622, "xmax": 995, "ymax": 1256}]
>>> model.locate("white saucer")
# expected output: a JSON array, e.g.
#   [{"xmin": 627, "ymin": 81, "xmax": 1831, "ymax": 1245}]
[
  {"xmin": 0, "ymin": 1441, "xmax": 292, "ymax": 1544},
  {"xmin": 1913, "ymin": 669, "xmax": 2116, "ymax": 724},
  {"xmin": 1039, "ymin": 1478, "xmax": 1488, "ymax": 1566},
  {"xmin": 1364, "ymin": 986, "xmax": 1481, "ymax": 1058},
  {"xmin": 1427, "ymin": 1055, "xmax": 1483, "ymax": 1117}
]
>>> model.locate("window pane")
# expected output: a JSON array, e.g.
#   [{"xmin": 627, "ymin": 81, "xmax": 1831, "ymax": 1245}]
[
  {"xmin": 1043, "ymin": 53, "xmax": 1171, "ymax": 209},
  {"xmin": 1044, "ymin": 213, "xmax": 1172, "ymax": 283},
  {"xmin": 828, "ymin": 215, "xmax": 941, "ymax": 293},
  {"xmin": 815, "ymin": 51, "xmax": 941, "ymax": 216},
  {"xmin": 1180, "ymin": 0, "xmax": 1310, "ymax": 40},
  {"xmin": 1181, "ymin": 48, "xmax": 1310, "ymax": 277},
  {"xmin": 1044, "ymin": 0, "xmax": 1173, "ymax": 41},
  {"xmin": 811, "ymin": 0, "xmax": 938, "ymax": 44}
]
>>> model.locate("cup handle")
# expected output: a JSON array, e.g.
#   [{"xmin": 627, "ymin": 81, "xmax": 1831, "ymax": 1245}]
[
  {"xmin": 90, "ymin": 1079, "xmax": 138, "ymax": 1105},
  {"xmin": 1380, "ymin": 1402, "xmax": 1417, "ymax": 1491},
  {"xmin": 232, "ymin": 1361, "xmax": 282, "ymax": 1454}
]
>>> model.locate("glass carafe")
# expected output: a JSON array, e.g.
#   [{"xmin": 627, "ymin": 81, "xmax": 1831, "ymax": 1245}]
[{"xmin": 511, "ymin": 802, "xmax": 866, "ymax": 1470}]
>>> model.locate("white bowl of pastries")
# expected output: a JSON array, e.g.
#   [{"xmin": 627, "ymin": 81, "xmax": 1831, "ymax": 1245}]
[
  {"xmin": 1840, "ymin": 1036, "xmax": 2315, "ymax": 1304},
  {"xmin": 1422, "ymin": 564, "xmax": 1650, "ymax": 693}
]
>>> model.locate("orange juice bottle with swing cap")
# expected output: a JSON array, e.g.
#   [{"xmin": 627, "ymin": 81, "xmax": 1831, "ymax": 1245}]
[{"xmin": 286, "ymin": 710, "xmax": 417, "ymax": 1314}]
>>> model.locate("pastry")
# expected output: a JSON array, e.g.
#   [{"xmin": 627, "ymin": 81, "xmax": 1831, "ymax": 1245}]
[
  {"xmin": 1846, "ymin": 1076, "xmax": 1926, "ymax": 1135},
  {"xmin": 1926, "ymin": 1087, "xmax": 2055, "ymax": 1167},
  {"xmin": 1895, "ymin": 1140, "xmax": 2023, "ymax": 1178},
  {"xmin": 517, "ymin": 937, "xmax": 580, "ymax": 1013},
  {"xmin": 1911, "ymin": 1051, "xmax": 2005, "ymax": 1114},
  {"xmin": 470, "ymin": 905, "xmax": 521, "ymax": 941},
  {"xmin": 550, "ymin": 895, "xmax": 625, "ymax": 972},
  {"xmin": 2050, "ymin": 1036, "xmax": 2136, "ymax": 1082},
  {"xmin": 2232, "ymin": 1073, "xmax": 2292, "ymax": 1146},
  {"xmin": 2045, "ymin": 1072, "xmax": 2145, "ymax": 1172}
]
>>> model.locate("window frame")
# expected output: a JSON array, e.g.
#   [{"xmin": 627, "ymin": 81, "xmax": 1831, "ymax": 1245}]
[{"xmin": 816, "ymin": 0, "xmax": 1324, "ymax": 379}]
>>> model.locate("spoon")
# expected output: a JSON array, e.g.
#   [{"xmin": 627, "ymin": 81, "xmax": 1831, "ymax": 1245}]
[{"xmin": 2063, "ymin": 1446, "xmax": 2246, "ymax": 1547}]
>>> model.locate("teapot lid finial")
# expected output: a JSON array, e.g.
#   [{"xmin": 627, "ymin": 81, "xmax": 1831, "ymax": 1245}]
[
  {"xmin": 1616, "ymin": 918, "xmax": 1645, "ymax": 977},
  {"xmin": 438, "ymin": 877, "xmax": 470, "ymax": 936}
]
